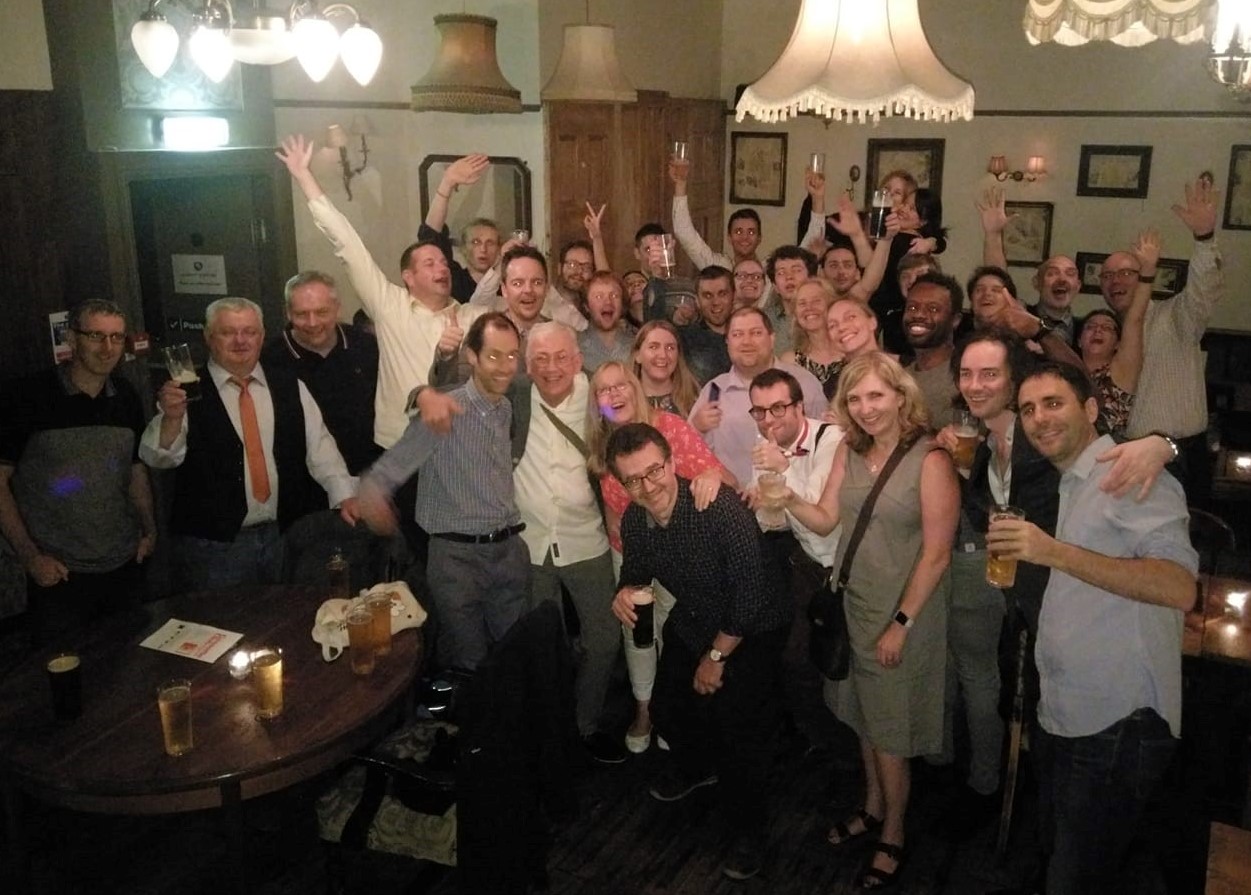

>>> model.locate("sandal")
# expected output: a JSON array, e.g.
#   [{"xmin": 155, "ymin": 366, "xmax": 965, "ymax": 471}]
[
  {"xmin": 857, "ymin": 841, "xmax": 905, "ymax": 890},
  {"xmin": 826, "ymin": 808, "xmax": 883, "ymax": 847}
]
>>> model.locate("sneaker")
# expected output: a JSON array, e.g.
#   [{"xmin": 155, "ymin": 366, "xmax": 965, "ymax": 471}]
[
  {"xmin": 583, "ymin": 731, "xmax": 628, "ymax": 765},
  {"xmin": 648, "ymin": 767, "xmax": 718, "ymax": 802},
  {"xmin": 721, "ymin": 836, "xmax": 763, "ymax": 881}
]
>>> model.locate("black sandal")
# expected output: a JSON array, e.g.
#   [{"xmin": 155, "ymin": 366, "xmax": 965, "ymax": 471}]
[
  {"xmin": 857, "ymin": 841, "xmax": 905, "ymax": 890},
  {"xmin": 826, "ymin": 808, "xmax": 883, "ymax": 847}
]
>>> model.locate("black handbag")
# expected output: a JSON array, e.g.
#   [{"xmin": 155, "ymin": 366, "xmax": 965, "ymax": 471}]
[{"xmin": 808, "ymin": 442, "xmax": 909, "ymax": 681}]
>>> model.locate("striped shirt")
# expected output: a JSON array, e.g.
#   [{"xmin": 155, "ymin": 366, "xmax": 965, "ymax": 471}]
[{"xmin": 363, "ymin": 378, "xmax": 519, "ymax": 535}]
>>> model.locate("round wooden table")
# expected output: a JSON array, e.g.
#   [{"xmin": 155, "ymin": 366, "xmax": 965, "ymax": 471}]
[{"xmin": 0, "ymin": 585, "xmax": 423, "ymax": 889}]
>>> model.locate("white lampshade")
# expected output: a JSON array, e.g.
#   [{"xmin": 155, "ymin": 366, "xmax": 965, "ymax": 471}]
[
  {"xmin": 339, "ymin": 22, "xmax": 383, "ymax": 86},
  {"xmin": 229, "ymin": 14, "xmax": 298, "ymax": 66},
  {"xmin": 541, "ymin": 24, "xmax": 637, "ymax": 103},
  {"xmin": 131, "ymin": 15, "xmax": 180, "ymax": 78},
  {"xmin": 293, "ymin": 15, "xmax": 341, "ymax": 82},
  {"xmin": 735, "ymin": 0, "xmax": 974, "ymax": 124},
  {"xmin": 189, "ymin": 23, "xmax": 234, "ymax": 83},
  {"xmin": 1024, "ymin": 0, "xmax": 1210, "ymax": 46}
]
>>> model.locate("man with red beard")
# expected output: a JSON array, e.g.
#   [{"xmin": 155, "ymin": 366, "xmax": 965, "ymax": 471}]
[{"xmin": 577, "ymin": 271, "xmax": 636, "ymax": 372}]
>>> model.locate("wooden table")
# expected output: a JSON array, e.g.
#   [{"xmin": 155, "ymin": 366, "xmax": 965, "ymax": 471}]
[
  {"xmin": 1206, "ymin": 822, "xmax": 1251, "ymax": 895},
  {"xmin": 0, "ymin": 585, "xmax": 422, "ymax": 888},
  {"xmin": 1184, "ymin": 575, "xmax": 1251, "ymax": 666}
]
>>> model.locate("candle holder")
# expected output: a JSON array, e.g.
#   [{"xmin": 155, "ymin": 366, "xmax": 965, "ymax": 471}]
[{"xmin": 228, "ymin": 648, "xmax": 253, "ymax": 680}]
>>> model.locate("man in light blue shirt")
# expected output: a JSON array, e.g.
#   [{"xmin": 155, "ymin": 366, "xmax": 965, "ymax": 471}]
[{"xmin": 986, "ymin": 361, "xmax": 1197, "ymax": 895}]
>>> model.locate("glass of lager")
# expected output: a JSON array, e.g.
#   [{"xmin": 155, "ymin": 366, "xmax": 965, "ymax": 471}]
[
  {"xmin": 986, "ymin": 505, "xmax": 1026, "ymax": 587},
  {"xmin": 252, "ymin": 647, "xmax": 284, "ymax": 719},
  {"xmin": 157, "ymin": 678, "xmax": 193, "ymax": 756},
  {"xmin": 366, "ymin": 592, "xmax": 393, "ymax": 657},
  {"xmin": 346, "ymin": 605, "xmax": 375, "ymax": 676},
  {"xmin": 953, "ymin": 410, "xmax": 980, "ymax": 471}
]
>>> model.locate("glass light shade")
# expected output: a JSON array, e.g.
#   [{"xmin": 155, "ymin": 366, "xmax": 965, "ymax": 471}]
[
  {"xmin": 229, "ymin": 14, "xmax": 298, "ymax": 65},
  {"xmin": 325, "ymin": 123, "xmax": 349, "ymax": 149},
  {"xmin": 189, "ymin": 24, "xmax": 234, "ymax": 83},
  {"xmin": 132, "ymin": 16, "xmax": 180, "ymax": 78},
  {"xmin": 293, "ymin": 16, "xmax": 341, "ymax": 83},
  {"xmin": 1213, "ymin": 0, "xmax": 1251, "ymax": 54},
  {"xmin": 541, "ymin": 24, "xmax": 637, "ymax": 103},
  {"xmin": 734, "ymin": 0, "xmax": 974, "ymax": 124},
  {"xmin": 339, "ymin": 23, "xmax": 383, "ymax": 86},
  {"xmin": 988, "ymin": 155, "xmax": 1008, "ymax": 175},
  {"xmin": 1023, "ymin": 0, "xmax": 1210, "ymax": 47},
  {"xmin": 1027, "ymin": 155, "xmax": 1048, "ymax": 176}
]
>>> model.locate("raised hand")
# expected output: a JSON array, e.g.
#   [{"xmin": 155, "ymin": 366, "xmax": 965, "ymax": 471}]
[
  {"xmin": 445, "ymin": 154, "xmax": 490, "ymax": 188},
  {"xmin": 828, "ymin": 193, "xmax": 865, "ymax": 237},
  {"xmin": 805, "ymin": 169, "xmax": 827, "ymax": 199},
  {"xmin": 1171, "ymin": 177, "xmax": 1218, "ymax": 237},
  {"xmin": 975, "ymin": 186, "xmax": 1013, "ymax": 235},
  {"xmin": 1131, "ymin": 228, "xmax": 1161, "ymax": 274},
  {"xmin": 275, "ymin": 134, "xmax": 314, "ymax": 178},
  {"xmin": 584, "ymin": 202, "xmax": 607, "ymax": 240}
]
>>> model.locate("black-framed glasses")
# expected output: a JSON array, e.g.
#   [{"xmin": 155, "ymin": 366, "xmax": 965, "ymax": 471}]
[
  {"xmin": 74, "ymin": 329, "xmax": 127, "ymax": 345},
  {"xmin": 620, "ymin": 462, "xmax": 666, "ymax": 492},
  {"xmin": 1099, "ymin": 268, "xmax": 1140, "ymax": 282},
  {"xmin": 734, "ymin": 272, "xmax": 764, "ymax": 282},
  {"xmin": 748, "ymin": 400, "xmax": 797, "ymax": 421}
]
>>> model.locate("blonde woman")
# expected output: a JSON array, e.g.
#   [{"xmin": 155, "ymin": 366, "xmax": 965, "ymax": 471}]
[
  {"xmin": 785, "ymin": 353, "xmax": 958, "ymax": 890},
  {"xmin": 780, "ymin": 278, "xmax": 843, "ymax": 398},
  {"xmin": 587, "ymin": 361, "xmax": 735, "ymax": 753},
  {"xmin": 631, "ymin": 320, "xmax": 701, "ymax": 416}
]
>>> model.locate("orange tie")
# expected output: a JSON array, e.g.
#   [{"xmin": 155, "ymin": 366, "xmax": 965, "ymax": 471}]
[{"xmin": 231, "ymin": 376, "xmax": 271, "ymax": 503}]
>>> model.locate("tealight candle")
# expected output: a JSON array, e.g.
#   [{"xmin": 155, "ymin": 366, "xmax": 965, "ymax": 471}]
[
  {"xmin": 1227, "ymin": 590, "xmax": 1248, "ymax": 615},
  {"xmin": 228, "ymin": 649, "xmax": 253, "ymax": 679}
]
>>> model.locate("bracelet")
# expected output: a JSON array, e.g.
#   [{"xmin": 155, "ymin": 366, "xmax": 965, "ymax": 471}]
[
  {"xmin": 1138, "ymin": 274, "xmax": 1156, "ymax": 284},
  {"xmin": 1149, "ymin": 430, "xmax": 1180, "ymax": 462},
  {"xmin": 1195, "ymin": 231, "xmax": 1215, "ymax": 242},
  {"xmin": 436, "ymin": 189, "xmax": 451, "ymax": 200}
]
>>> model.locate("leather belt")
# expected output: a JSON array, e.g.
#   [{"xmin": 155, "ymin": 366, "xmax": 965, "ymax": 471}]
[{"xmin": 432, "ymin": 523, "xmax": 526, "ymax": 545}]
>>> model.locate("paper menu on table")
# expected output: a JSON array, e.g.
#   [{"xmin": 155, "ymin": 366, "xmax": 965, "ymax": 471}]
[{"xmin": 140, "ymin": 619, "xmax": 243, "ymax": 663}]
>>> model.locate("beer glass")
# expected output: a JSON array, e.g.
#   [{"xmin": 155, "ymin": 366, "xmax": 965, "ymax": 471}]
[
  {"xmin": 163, "ymin": 344, "xmax": 202, "ymax": 401},
  {"xmin": 756, "ymin": 471, "xmax": 788, "ymax": 531},
  {"xmin": 630, "ymin": 586, "xmax": 656, "ymax": 649},
  {"xmin": 346, "ymin": 605, "xmax": 375, "ymax": 676},
  {"xmin": 157, "ymin": 679, "xmax": 193, "ymax": 756},
  {"xmin": 252, "ymin": 647, "xmax": 284, "ymax": 719},
  {"xmin": 868, "ymin": 189, "xmax": 893, "ymax": 240},
  {"xmin": 658, "ymin": 234, "xmax": 677, "ymax": 280},
  {"xmin": 808, "ymin": 152, "xmax": 826, "ymax": 175},
  {"xmin": 327, "ymin": 547, "xmax": 351, "ymax": 601},
  {"xmin": 986, "ymin": 505, "xmax": 1026, "ymax": 588},
  {"xmin": 671, "ymin": 140, "xmax": 689, "ymax": 162},
  {"xmin": 47, "ymin": 653, "xmax": 82, "ymax": 721},
  {"xmin": 366, "ymin": 592, "xmax": 393, "ymax": 657},
  {"xmin": 953, "ymin": 410, "xmax": 980, "ymax": 471},
  {"xmin": 510, "ymin": 228, "xmax": 529, "ymax": 245}
]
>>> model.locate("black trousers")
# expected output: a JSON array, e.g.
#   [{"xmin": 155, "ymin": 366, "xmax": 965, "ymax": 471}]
[
  {"xmin": 27, "ymin": 559, "xmax": 145, "ymax": 648},
  {"xmin": 651, "ymin": 622, "xmax": 788, "ymax": 835}
]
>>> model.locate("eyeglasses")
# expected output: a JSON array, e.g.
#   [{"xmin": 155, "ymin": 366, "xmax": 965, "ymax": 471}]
[
  {"xmin": 595, "ymin": 382, "xmax": 630, "ymax": 397},
  {"xmin": 734, "ymin": 272, "xmax": 764, "ymax": 282},
  {"xmin": 620, "ymin": 462, "xmax": 667, "ymax": 492},
  {"xmin": 531, "ymin": 351, "xmax": 574, "ymax": 368},
  {"xmin": 1099, "ymin": 268, "xmax": 1140, "ymax": 282},
  {"xmin": 74, "ymin": 329, "xmax": 127, "ymax": 345},
  {"xmin": 748, "ymin": 400, "xmax": 798, "ymax": 421}
]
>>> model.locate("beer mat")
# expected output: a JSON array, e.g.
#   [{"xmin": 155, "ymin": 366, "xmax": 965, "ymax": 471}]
[{"xmin": 140, "ymin": 619, "xmax": 243, "ymax": 663}]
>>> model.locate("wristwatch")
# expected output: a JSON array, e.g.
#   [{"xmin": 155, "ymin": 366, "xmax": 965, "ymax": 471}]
[
  {"xmin": 708, "ymin": 647, "xmax": 727, "ymax": 663},
  {"xmin": 1149, "ymin": 431, "xmax": 1181, "ymax": 462},
  {"xmin": 1032, "ymin": 317, "xmax": 1056, "ymax": 341},
  {"xmin": 893, "ymin": 610, "xmax": 914, "ymax": 629}
]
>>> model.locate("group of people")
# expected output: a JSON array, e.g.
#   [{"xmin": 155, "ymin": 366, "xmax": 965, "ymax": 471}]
[{"xmin": 0, "ymin": 130, "xmax": 1221, "ymax": 893}]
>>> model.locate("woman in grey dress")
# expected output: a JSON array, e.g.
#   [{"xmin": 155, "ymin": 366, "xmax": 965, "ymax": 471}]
[{"xmin": 786, "ymin": 352, "xmax": 958, "ymax": 890}]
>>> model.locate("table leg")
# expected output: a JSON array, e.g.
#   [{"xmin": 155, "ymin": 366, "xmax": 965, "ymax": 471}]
[
  {"xmin": 1, "ymin": 778, "xmax": 30, "ymax": 891},
  {"xmin": 220, "ymin": 780, "xmax": 246, "ymax": 895}
]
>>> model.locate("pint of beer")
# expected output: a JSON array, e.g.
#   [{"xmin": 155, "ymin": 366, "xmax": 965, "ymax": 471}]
[
  {"xmin": 346, "ymin": 605, "xmax": 375, "ymax": 676},
  {"xmin": 157, "ymin": 679, "xmax": 193, "ymax": 756},
  {"xmin": 631, "ymin": 586, "xmax": 656, "ymax": 649},
  {"xmin": 986, "ymin": 505, "xmax": 1026, "ymax": 588},
  {"xmin": 163, "ymin": 344, "xmax": 202, "ymax": 401},
  {"xmin": 756, "ymin": 471, "xmax": 788, "ymax": 531},
  {"xmin": 252, "ymin": 647, "xmax": 284, "ymax": 719},
  {"xmin": 953, "ymin": 410, "xmax": 980, "ymax": 471},
  {"xmin": 868, "ymin": 189, "xmax": 893, "ymax": 240},
  {"xmin": 366, "ymin": 592, "xmax": 394, "ymax": 657},
  {"xmin": 47, "ymin": 653, "xmax": 82, "ymax": 721},
  {"xmin": 658, "ymin": 234, "xmax": 677, "ymax": 280}
]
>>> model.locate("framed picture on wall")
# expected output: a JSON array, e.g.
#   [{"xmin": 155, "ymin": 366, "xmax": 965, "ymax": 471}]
[
  {"xmin": 1075, "ymin": 251, "xmax": 1188, "ymax": 297},
  {"xmin": 730, "ymin": 132, "xmax": 788, "ymax": 206},
  {"xmin": 865, "ymin": 139, "xmax": 945, "ymax": 198},
  {"xmin": 1002, "ymin": 201, "xmax": 1054, "ymax": 267},
  {"xmin": 1076, "ymin": 145, "xmax": 1153, "ymax": 198},
  {"xmin": 1223, "ymin": 144, "xmax": 1251, "ymax": 230}
]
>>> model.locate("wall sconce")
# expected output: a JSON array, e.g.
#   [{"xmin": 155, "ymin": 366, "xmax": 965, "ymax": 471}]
[
  {"xmin": 987, "ymin": 154, "xmax": 1047, "ymax": 182},
  {"xmin": 325, "ymin": 118, "xmax": 371, "ymax": 201}
]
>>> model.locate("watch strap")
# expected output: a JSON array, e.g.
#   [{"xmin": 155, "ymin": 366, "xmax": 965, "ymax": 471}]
[{"xmin": 893, "ymin": 610, "xmax": 914, "ymax": 629}]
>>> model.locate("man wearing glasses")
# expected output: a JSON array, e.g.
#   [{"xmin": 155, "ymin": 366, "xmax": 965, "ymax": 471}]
[
  {"xmin": 0, "ymin": 300, "xmax": 156, "ymax": 643},
  {"xmin": 608, "ymin": 422, "xmax": 791, "ymax": 881},
  {"xmin": 733, "ymin": 259, "xmax": 767, "ymax": 309}
]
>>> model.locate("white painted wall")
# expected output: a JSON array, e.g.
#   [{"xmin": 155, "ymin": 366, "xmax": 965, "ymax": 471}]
[{"xmin": 2, "ymin": 0, "xmax": 52, "ymax": 90}]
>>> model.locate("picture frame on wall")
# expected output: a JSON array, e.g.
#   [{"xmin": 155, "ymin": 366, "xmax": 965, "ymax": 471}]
[
  {"xmin": 1075, "ymin": 251, "xmax": 1188, "ymax": 297},
  {"xmin": 1002, "ymin": 201, "xmax": 1054, "ymax": 267},
  {"xmin": 865, "ymin": 138, "xmax": 945, "ymax": 198},
  {"xmin": 1222, "ymin": 144, "xmax": 1251, "ymax": 230},
  {"xmin": 1076, "ymin": 145, "xmax": 1153, "ymax": 199},
  {"xmin": 730, "ymin": 132, "xmax": 788, "ymax": 206}
]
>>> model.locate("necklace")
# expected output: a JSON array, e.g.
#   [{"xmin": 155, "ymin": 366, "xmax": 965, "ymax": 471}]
[{"xmin": 865, "ymin": 441, "xmax": 897, "ymax": 474}]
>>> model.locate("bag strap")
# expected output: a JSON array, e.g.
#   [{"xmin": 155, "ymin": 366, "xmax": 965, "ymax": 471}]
[
  {"xmin": 539, "ymin": 403, "xmax": 590, "ymax": 460},
  {"xmin": 835, "ymin": 440, "xmax": 910, "ymax": 591},
  {"xmin": 813, "ymin": 422, "xmax": 832, "ymax": 448}
]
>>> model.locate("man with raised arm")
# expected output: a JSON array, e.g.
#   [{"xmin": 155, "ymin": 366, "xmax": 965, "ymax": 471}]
[{"xmin": 419, "ymin": 153, "xmax": 497, "ymax": 301}]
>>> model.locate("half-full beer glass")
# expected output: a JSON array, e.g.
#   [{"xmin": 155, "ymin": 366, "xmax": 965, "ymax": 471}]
[
  {"xmin": 158, "ymin": 679, "xmax": 193, "ymax": 756},
  {"xmin": 986, "ymin": 505, "xmax": 1026, "ymax": 587}
]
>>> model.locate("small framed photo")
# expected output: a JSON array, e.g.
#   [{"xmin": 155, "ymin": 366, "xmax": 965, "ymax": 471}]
[
  {"xmin": 1002, "ymin": 201, "xmax": 1054, "ymax": 267},
  {"xmin": 1222, "ymin": 144, "xmax": 1251, "ymax": 230},
  {"xmin": 730, "ymin": 132, "xmax": 788, "ymax": 206},
  {"xmin": 865, "ymin": 138, "xmax": 945, "ymax": 198},
  {"xmin": 1075, "ymin": 251, "xmax": 1189, "ymax": 297},
  {"xmin": 1076, "ymin": 145, "xmax": 1153, "ymax": 198}
]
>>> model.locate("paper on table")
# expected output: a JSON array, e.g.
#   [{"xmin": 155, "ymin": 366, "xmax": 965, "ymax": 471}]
[{"xmin": 141, "ymin": 618, "xmax": 243, "ymax": 664}]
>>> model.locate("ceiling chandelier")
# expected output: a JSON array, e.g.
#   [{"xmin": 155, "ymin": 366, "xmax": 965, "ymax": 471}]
[
  {"xmin": 130, "ymin": 0, "xmax": 383, "ymax": 85},
  {"xmin": 1208, "ymin": 0, "xmax": 1251, "ymax": 99},
  {"xmin": 734, "ymin": 0, "xmax": 974, "ymax": 125},
  {"xmin": 1022, "ymin": 0, "xmax": 1211, "ymax": 46}
]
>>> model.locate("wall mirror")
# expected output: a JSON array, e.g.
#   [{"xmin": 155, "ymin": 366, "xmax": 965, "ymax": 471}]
[{"xmin": 418, "ymin": 155, "xmax": 532, "ymax": 245}]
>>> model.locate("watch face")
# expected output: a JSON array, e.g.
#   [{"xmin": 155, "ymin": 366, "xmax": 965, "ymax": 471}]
[{"xmin": 709, "ymin": 648, "xmax": 724, "ymax": 662}]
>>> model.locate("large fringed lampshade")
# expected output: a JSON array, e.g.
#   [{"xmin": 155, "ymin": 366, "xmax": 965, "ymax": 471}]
[
  {"xmin": 1023, "ymin": 0, "xmax": 1211, "ymax": 46},
  {"xmin": 411, "ymin": 14, "xmax": 522, "ymax": 114},
  {"xmin": 541, "ymin": 24, "xmax": 637, "ymax": 103},
  {"xmin": 735, "ymin": 0, "xmax": 974, "ymax": 124}
]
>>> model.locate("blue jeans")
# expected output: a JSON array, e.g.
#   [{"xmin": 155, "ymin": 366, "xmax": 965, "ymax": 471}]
[
  {"xmin": 1036, "ymin": 707, "xmax": 1177, "ymax": 895},
  {"xmin": 174, "ymin": 523, "xmax": 284, "ymax": 593}
]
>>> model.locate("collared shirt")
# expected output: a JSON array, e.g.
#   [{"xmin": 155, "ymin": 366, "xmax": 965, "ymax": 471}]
[
  {"xmin": 578, "ymin": 323, "xmax": 637, "ymax": 374},
  {"xmin": 513, "ymin": 374, "xmax": 609, "ymax": 566},
  {"xmin": 363, "ymin": 377, "xmax": 519, "ymax": 535},
  {"xmin": 986, "ymin": 417, "xmax": 1015, "ymax": 506},
  {"xmin": 1027, "ymin": 303, "xmax": 1075, "ymax": 346},
  {"xmin": 780, "ymin": 417, "xmax": 845, "ymax": 567},
  {"xmin": 306, "ymin": 194, "xmax": 485, "ymax": 448},
  {"xmin": 1125, "ymin": 239, "xmax": 1223, "ymax": 439},
  {"xmin": 1036, "ymin": 435, "xmax": 1197, "ymax": 739},
  {"xmin": 619, "ymin": 481, "xmax": 791, "ymax": 651},
  {"xmin": 688, "ymin": 361, "xmax": 828, "ymax": 485},
  {"xmin": 139, "ymin": 361, "xmax": 357, "ymax": 526}
]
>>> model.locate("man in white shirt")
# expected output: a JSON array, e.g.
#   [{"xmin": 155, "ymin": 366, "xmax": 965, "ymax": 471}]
[{"xmin": 140, "ymin": 298, "xmax": 358, "ymax": 591}]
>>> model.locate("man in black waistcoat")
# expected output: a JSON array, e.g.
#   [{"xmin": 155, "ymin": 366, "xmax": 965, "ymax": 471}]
[{"xmin": 140, "ymin": 297, "xmax": 359, "ymax": 592}]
